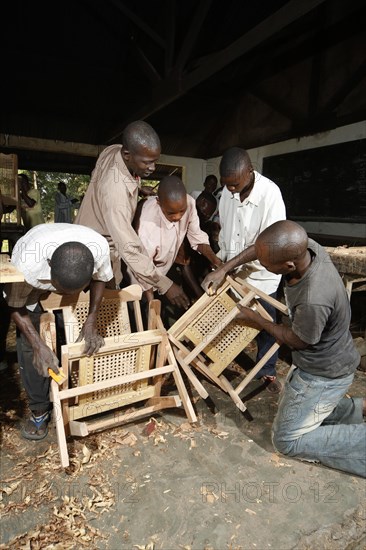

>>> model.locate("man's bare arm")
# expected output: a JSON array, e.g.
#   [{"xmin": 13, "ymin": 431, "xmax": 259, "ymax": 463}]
[
  {"xmin": 10, "ymin": 307, "xmax": 59, "ymax": 377},
  {"xmin": 76, "ymin": 279, "xmax": 106, "ymax": 355},
  {"xmin": 236, "ymin": 305, "xmax": 308, "ymax": 350}
]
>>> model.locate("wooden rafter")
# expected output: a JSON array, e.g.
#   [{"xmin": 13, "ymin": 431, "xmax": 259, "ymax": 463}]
[
  {"xmin": 165, "ymin": 0, "xmax": 176, "ymax": 76},
  {"xmin": 175, "ymin": 0, "xmax": 213, "ymax": 72},
  {"xmin": 104, "ymin": 0, "xmax": 327, "ymax": 143},
  {"xmin": 248, "ymin": 87, "xmax": 303, "ymax": 124},
  {"xmin": 322, "ymin": 59, "xmax": 366, "ymax": 115},
  {"xmin": 130, "ymin": 38, "xmax": 162, "ymax": 84},
  {"xmin": 111, "ymin": 0, "xmax": 165, "ymax": 49}
]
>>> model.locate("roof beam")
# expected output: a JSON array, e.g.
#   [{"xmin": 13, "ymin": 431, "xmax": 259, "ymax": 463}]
[
  {"xmin": 110, "ymin": 0, "xmax": 165, "ymax": 49},
  {"xmin": 175, "ymin": 0, "xmax": 213, "ymax": 72},
  {"xmin": 321, "ymin": 59, "xmax": 366, "ymax": 115},
  {"xmin": 0, "ymin": 134, "xmax": 102, "ymax": 157},
  {"xmin": 248, "ymin": 88, "xmax": 303, "ymax": 124},
  {"xmin": 165, "ymin": 0, "xmax": 176, "ymax": 76},
  {"xmin": 104, "ymin": 0, "xmax": 327, "ymax": 142},
  {"xmin": 130, "ymin": 39, "xmax": 162, "ymax": 84}
]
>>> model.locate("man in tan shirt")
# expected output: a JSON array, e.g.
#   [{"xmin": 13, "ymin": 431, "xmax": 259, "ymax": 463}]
[{"xmin": 75, "ymin": 120, "xmax": 190, "ymax": 309}]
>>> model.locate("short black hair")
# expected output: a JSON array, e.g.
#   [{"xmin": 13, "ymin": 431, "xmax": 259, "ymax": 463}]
[
  {"xmin": 50, "ymin": 242, "xmax": 94, "ymax": 290},
  {"xmin": 204, "ymin": 174, "xmax": 218, "ymax": 185},
  {"xmin": 158, "ymin": 175, "xmax": 186, "ymax": 203},
  {"xmin": 220, "ymin": 147, "xmax": 252, "ymax": 177},
  {"xmin": 122, "ymin": 121, "xmax": 161, "ymax": 154}
]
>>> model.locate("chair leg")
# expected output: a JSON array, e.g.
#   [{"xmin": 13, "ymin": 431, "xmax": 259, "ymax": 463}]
[
  {"xmin": 175, "ymin": 349, "xmax": 209, "ymax": 400},
  {"xmin": 166, "ymin": 345, "xmax": 198, "ymax": 423},
  {"xmin": 234, "ymin": 342, "xmax": 280, "ymax": 396},
  {"xmin": 51, "ymin": 382, "xmax": 70, "ymax": 468},
  {"xmin": 219, "ymin": 375, "xmax": 247, "ymax": 412}
]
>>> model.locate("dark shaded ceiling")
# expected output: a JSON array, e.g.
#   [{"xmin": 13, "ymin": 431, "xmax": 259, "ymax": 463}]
[{"xmin": 1, "ymin": 0, "xmax": 366, "ymax": 173}]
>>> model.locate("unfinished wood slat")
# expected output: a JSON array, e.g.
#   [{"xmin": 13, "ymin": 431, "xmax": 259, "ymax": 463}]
[
  {"xmin": 230, "ymin": 276, "xmax": 288, "ymax": 314},
  {"xmin": 58, "ymin": 364, "xmax": 175, "ymax": 400},
  {"xmin": 65, "ymin": 331, "xmax": 163, "ymax": 357}
]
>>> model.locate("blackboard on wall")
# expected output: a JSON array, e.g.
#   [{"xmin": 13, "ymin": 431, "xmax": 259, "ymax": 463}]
[{"xmin": 262, "ymin": 139, "xmax": 366, "ymax": 222}]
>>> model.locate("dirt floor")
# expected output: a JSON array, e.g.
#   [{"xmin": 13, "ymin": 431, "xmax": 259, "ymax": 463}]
[{"xmin": 1, "ymin": 321, "xmax": 366, "ymax": 550}]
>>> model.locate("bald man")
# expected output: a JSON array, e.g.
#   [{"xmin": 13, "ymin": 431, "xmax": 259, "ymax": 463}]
[
  {"xmin": 130, "ymin": 176, "xmax": 221, "ymax": 304},
  {"xmin": 75, "ymin": 120, "xmax": 189, "ymax": 310},
  {"xmin": 235, "ymin": 220, "xmax": 365, "ymax": 477}
]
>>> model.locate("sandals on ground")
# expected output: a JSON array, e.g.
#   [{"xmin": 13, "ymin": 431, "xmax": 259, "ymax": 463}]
[
  {"xmin": 21, "ymin": 411, "xmax": 51, "ymax": 441},
  {"xmin": 262, "ymin": 376, "xmax": 282, "ymax": 394}
]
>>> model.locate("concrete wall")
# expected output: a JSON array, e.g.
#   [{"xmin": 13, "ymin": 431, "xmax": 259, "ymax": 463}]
[{"xmin": 206, "ymin": 121, "xmax": 366, "ymax": 242}]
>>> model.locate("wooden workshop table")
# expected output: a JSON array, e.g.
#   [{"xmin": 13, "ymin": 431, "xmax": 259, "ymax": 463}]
[
  {"xmin": 326, "ymin": 246, "xmax": 366, "ymax": 300},
  {"xmin": 0, "ymin": 254, "xmax": 24, "ymax": 283}
]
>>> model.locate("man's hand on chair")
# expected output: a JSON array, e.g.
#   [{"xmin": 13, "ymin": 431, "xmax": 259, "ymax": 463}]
[
  {"xmin": 201, "ymin": 266, "xmax": 227, "ymax": 295},
  {"xmin": 236, "ymin": 304, "xmax": 263, "ymax": 330},
  {"xmin": 77, "ymin": 321, "xmax": 105, "ymax": 356},
  {"xmin": 32, "ymin": 341, "xmax": 59, "ymax": 377},
  {"xmin": 165, "ymin": 282, "xmax": 190, "ymax": 310}
]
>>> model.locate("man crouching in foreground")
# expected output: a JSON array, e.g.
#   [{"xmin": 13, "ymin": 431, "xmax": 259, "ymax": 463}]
[{"xmin": 235, "ymin": 220, "xmax": 365, "ymax": 478}]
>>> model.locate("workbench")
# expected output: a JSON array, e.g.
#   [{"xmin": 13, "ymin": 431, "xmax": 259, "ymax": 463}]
[
  {"xmin": 0, "ymin": 253, "xmax": 24, "ymax": 283},
  {"xmin": 326, "ymin": 246, "xmax": 366, "ymax": 300}
]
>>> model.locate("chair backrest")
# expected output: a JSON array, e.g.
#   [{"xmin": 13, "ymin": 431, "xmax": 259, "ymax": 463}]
[
  {"xmin": 40, "ymin": 285, "xmax": 143, "ymax": 344},
  {"xmin": 61, "ymin": 331, "xmax": 160, "ymax": 420}
]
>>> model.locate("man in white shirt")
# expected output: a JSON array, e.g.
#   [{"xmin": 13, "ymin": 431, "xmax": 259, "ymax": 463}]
[
  {"xmin": 3, "ymin": 223, "xmax": 113, "ymax": 440},
  {"xmin": 201, "ymin": 147, "xmax": 286, "ymax": 393}
]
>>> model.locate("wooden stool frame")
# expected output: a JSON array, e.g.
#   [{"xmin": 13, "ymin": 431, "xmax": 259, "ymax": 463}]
[
  {"xmin": 168, "ymin": 276, "xmax": 288, "ymax": 413},
  {"xmin": 40, "ymin": 286, "xmax": 196, "ymax": 467}
]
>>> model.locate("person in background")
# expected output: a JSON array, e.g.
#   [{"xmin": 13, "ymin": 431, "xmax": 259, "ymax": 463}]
[
  {"xmin": 195, "ymin": 191, "xmax": 221, "ymax": 253},
  {"xmin": 190, "ymin": 174, "xmax": 218, "ymax": 200},
  {"xmin": 211, "ymin": 176, "xmax": 225, "ymax": 222},
  {"xmin": 54, "ymin": 181, "xmax": 79, "ymax": 223},
  {"xmin": 19, "ymin": 173, "xmax": 44, "ymax": 231},
  {"xmin": 181, "ymin": 190, "xmax": 222, "ymax": 297},
  {"xmin": 235, "ymin": 220, "xmax": 365, "ymax": 478},
  {"xmin": 3, "ymin": 223, "xmax": 113, "ymax": 440},
  {"xmin": 201, "ymin": 147, "xmax": 286, "ymax": 393},
  {"xmin": 75, "ymin": 120, "xmax": 190, "ymax": 311}
]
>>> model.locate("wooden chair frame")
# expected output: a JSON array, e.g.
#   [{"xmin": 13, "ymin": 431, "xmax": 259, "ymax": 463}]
[
  {"xmin": 40, "ymin": 285, "xmax": 196, "ymax": 468},
  {"xmin": 168, "ymin": 275, "xmax": 288, "ymax": 413}
]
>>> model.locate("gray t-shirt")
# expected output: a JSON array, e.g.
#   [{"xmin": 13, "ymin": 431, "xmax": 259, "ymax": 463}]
[{"xmin": 284, "ymin": 239, "xmax": 360, "ymax": 378}]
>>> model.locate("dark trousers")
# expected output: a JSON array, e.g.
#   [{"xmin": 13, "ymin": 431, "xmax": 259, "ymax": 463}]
[
  {"xmin": 0, "ymin": 291, "xmax": 11, "ymax": 362},
  {"xmin": 16, "ymin": 306, "xmax": 51, "ymax": 414},
  {"xmin": 255, "ymin": 292, "xmax": 278, "ymax": 378}
]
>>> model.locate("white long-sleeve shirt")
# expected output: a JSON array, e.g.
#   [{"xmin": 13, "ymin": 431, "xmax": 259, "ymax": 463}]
[{"xmin": 218, "ymin": 171, "xmax": 286, "ymax": 295}]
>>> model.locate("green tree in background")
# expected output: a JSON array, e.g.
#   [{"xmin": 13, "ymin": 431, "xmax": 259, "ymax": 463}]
[{"xmin": 20, "ymin": 171, "xmax": 90, "ymax": 222}]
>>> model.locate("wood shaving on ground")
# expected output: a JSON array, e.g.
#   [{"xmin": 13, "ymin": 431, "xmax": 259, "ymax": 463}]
[
  {"xmin": 200, "ymin": 485, "xmax": 219, "ymax": 504},
  {"xmin": 270, "ymin": 453, "xmax": 292, "ymax": 468},
  {"xmin": 0, "ymin": 495, "xmax": 108, "ymax": 550},
  {"xmin": 134, "ymin": 543, "xmax": 155, "ymax": 550}
]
